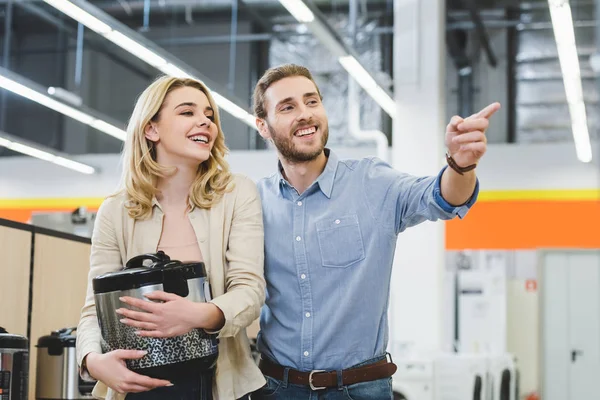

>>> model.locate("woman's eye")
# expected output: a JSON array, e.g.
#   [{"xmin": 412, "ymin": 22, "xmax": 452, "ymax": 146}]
[
  {"xmin": 181, "ymin": 111, "xmax": 193, "ymax": 116},
  {"xmin": 207, "ymin": 115, "xmax": 215, "ymax": 122}
]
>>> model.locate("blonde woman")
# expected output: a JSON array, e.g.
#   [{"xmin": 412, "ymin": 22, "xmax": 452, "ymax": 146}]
[{"xmin": 76, "ymin": 75, "xmax": 266, "ymax": 400}]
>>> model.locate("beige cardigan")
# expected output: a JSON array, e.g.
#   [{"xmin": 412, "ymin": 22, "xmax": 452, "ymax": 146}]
[{"xmin": 76, "ymin": 174, "xmax": 266, "ymax": 399}]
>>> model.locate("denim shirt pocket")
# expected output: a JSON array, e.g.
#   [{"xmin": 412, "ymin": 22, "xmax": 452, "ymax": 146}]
[{"xmin": 316, "ymin": 214, "xmax": 366, "ymax": 268}]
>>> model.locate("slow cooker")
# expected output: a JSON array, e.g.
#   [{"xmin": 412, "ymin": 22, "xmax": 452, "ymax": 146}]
[
  {"xmin": 36, "ymin": 327, "xmax": 95, "ymax": 399},
  {"xmin": 92, "ymin": 251, "xmax": 218, "ymax": 381},
  {"xmin": 0, "ymin": 326, "xmax": 29, "ymax": 400}
]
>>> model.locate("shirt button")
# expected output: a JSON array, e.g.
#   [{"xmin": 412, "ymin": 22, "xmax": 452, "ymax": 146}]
[
  {"xmin": 305, "ymin": 312, "xmax": 311, "ymax": 318},
  {"xmin": 304, "ymin": 351, "xmax": 309, "ymax": 357},
  {"xmin": 335, "ymin": 219, "xmax": 341, "ymax": 224},
  {"xmin": 301, "ymin": 274, "xmax": 306, "ymax": 279},
  {"xmin": 296, "ymin": 236, "xmax": 302, "ymax": 241},
  {"xmin": 297, "ymin": 201, "xmax": 303, "ymax": 206}
]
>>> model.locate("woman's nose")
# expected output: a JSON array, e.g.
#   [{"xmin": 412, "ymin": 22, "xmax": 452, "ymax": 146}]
[{"xmin": 197, "ymin": 114, "xmax": 212, "ymax": 127}]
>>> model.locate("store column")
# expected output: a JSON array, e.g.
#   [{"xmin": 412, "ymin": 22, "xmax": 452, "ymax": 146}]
[{"xmin": 389, "ymin": 0, "xmax": 449, "ymax": 356}]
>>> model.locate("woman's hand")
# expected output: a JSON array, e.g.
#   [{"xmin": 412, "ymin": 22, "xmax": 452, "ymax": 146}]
[
  {"xmin": 85, "ymin": 350, "xmax": 171, "ymax": 394},
  {"xmin": 118, "ymin": 291, "xmax": 225, "ymax": 337}
]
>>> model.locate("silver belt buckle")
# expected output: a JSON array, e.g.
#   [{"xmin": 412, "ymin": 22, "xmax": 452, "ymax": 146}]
[{"xmin": 308, "ymin": 370, "xmax": 326, "ymax": 390}]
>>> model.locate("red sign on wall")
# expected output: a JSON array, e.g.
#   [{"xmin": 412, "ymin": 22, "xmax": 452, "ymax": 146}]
[{"xmin": 526, "ymin": 279, "xmax": 537, "ymax": 292}]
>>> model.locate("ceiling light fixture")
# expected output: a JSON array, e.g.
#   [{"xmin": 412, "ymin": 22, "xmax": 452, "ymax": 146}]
[
  {"xmin": 43, "ymin": 0, "xmax": 257, "ymax": 129},
  {"xmin": 277, "ymin": 0, "xmax": 397, "ymax": 119},
  {"xmin": 0, "ymin": 66, "xmax": 126, "ymax": 141},
  {"xmin": 548, "ymin": 0, "xmax": 593, "ymax": 162},
  {"xmin": 0, "ymin": 131, "xmax": 96, "ymax": 174}
]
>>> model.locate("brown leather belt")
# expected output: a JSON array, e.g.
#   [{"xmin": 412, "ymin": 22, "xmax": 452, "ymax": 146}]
[{"xmin": 258, "ymin": 357, "xmax": 398, "ymax": 390}]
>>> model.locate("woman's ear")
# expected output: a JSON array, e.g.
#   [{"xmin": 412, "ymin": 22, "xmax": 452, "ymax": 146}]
[{"xmin": 144, "ymin": 123, "xmax": 159, "ymax": 143}]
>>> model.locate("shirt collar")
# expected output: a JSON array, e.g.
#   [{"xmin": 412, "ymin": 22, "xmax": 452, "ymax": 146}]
[{"xmin": 277, "ymin": 148, "xmax": 338, "ymax": 199}]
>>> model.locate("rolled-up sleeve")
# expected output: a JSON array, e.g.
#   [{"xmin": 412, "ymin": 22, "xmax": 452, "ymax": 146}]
[
  {"xmin": 76, "ymin": 198, "xmax": 123, "ymax": 372},
  {"xmin": 209, "ymin": 176, "xmax": 266, "ymax": 339},
  {"xmin": 432, "ymin": 166, "xmax": 479, "ymax": 218}
]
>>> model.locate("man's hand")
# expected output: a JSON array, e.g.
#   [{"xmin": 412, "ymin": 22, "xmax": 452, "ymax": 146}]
[{"xmin": 445, "ymin": 102, "xmax": 501, "ymax": 168}]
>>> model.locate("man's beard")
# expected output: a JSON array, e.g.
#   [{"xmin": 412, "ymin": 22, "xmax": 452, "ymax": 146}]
[{"xmin": 268, "ymin": 122, "xmax": 328, "ymax": 163}]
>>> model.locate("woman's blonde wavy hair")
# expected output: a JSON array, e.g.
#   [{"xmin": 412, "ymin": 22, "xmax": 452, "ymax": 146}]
[{"xmin": 118, "ymin": 75, "xmax": 233, "ymax": 220}]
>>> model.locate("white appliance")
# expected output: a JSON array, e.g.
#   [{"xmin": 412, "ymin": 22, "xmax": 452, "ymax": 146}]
[
  {"xmin": 486, "ymin": 354, "xmax": 517, "ymax": 400},
  {"xmin": 392, "ymin": 358, "xmax": 434, "ymax": 400},
  {"xmin": 434, "ymin": 353, "xmax": 488, "ymax": 400},
  {"xmin": 393, "ymin": 353, "xmax": 492, "ymax": 400}
]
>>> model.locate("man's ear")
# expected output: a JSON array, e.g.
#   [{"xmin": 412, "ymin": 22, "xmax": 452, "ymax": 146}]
[
  {"xmin": 256, "ymin": 118, "xmax": 271, "ymax": 140},
  {"xmin": 144, "ymin": 123, "xmax": 159, "ymax": 143}
]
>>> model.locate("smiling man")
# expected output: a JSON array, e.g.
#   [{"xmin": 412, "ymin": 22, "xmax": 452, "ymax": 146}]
[{"xmin": 251, "ymin": 64, "xmax": 500, "ymax": 400}]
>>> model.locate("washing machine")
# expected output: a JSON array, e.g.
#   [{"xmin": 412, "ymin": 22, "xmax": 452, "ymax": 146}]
[
  {"xmin": 486, "ymin": 354, "xmax": 517, "ymax": 400},
  {"xmin": 392, "ymin": 358, "xmax": 434, "ymax": 400},
  {"xmin": 434, "ymin": 353, "xmax": 489, "ymax": 400}
]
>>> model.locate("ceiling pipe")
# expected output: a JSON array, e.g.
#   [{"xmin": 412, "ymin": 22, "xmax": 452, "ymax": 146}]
[{"xmin": 346, "ymin": 0, "xmax": 389, "ymax": 162}]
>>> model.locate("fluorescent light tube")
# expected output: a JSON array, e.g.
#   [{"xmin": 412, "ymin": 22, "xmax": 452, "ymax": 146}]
[
  {"xmin": 0, "ymin": 75, "xmax": 94, "ymax": 125},
  {"xmin": 44, "ymin": 0, "xmax": 257, "ymax": 130},
  {"xmin": 364, "ymin": 85, "xmax": 397, "ymax": 119},
  {"xmin": 548, "ymin": 0, "xmax": 593, "ymax": 162},
  {"xmin": 278, "ymin": 0, "xmax": 315, "ymax": 23},
  {"xmin": 338, "ymin": 55, "xmax": 378, "ymax": 89},
  {"xmin": 160, "ymin": 63, "xmax": 193, "ymax": 79},
  {"xmin": 277, "ymin": 1, "xmax": 395, "ymax": 119},
  {"xmin": 43, "ymin": 0, "xmax": 112, "ymax": 34},
  {"xmin": 568, "ymin": 102, "xmax": 592, "ymax": 162},
  {"xmin": 90, "ymin": 119, "xmax": 127, "ymax": 141},
  {"xmin": 9, "ymin": 142, "xmax": 56, "ymax": 161},
  {"xmin": 339, "ymin": 55, "xmax": 397, "ymax": 119},
  {"xmin": 53, "ymin": 156, "xmax": 97, "ymax": 174},
  {"xmin": 211, "ymin": 92, "xmax": 258, "ymax": 127},
  {"xmin": 48, "ymin": 86, "xmax": 83, "ymax": 107},
  {"xmin": 0, "ymin": 133, "xmax": 96, "ymax": 174},
  {"xmin": 104, "ymin": 30, "xmax": 167, "ymax": 68},
  {"xmin": 0, "ymin": 72, "xmax": 126, "ymax": 141}
]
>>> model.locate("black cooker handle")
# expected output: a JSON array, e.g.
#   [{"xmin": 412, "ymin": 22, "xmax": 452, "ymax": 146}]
[
  {"xmin": 54, "ymin": 327, "xmax": 77, "ymax": 337},
  {"xmin": 125, "ymin": 251, "xmax": 171, "ymax": 270}
]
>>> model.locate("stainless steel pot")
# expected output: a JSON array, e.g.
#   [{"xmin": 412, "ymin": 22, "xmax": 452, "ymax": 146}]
[
  {"xmin": 35, "ymin": 327, "xmax": 95, "ymax": 399},
  {"xmin": 92, "ymin": 252, "xmax": 218, "ymax": 381},
  {"xmin": 0, "ymin": 327, "xmax": 29, "ymax": 400}
]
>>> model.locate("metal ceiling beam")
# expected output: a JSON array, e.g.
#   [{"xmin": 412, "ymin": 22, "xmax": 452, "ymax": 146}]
[
  {"xmin": 517, "ymin": 48, "xmax": 596, "ymax": 63},
  {"xmin": 446, "ymin": 29, "xmax": 474, "ymax": 117},
  {"xmin": 519, "ymin": 0, "xmax": 596, "ymax": 10},
  {"xmin": 153, "ymin": 26, "xmax": 397, "ymax": 46},
  {"xmin": 67, "ymin": 0, "xmax": 390, "ymax": 14},
  {"xmin": 238, "ymin": 0, "xmax": 275, "ymax": 32},
  {"xmin": 461, "ymin": 0, "xmax": 497, "ymax": 67},
  {"xmin": 14, "ymin": 2, "xmax": 154, "ymax": 80},
  {"xmin": 595, "ymin": 0, "xmax": 599, "ymax": 134},
  {"xmin": 519, "ymin": 20, "xmax": 598, "ymax": 30},
  {"xmin": 506, "ymin": 5, "xmax": 518, "ymax": 143}
]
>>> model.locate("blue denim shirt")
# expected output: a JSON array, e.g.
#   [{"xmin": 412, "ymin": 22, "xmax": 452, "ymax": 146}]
[{"xmin": 256, "ymin": 149, "xmax": 478, "ymax": 372}]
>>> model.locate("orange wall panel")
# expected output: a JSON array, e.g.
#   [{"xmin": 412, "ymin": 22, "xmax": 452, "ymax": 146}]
[
  {"xmin": 1, "ymin": 194, "xmax": 599, "ymax": 250},
  {"xmin": 446, "ymin": 200, "xmax": 600, "ymax": 249}
]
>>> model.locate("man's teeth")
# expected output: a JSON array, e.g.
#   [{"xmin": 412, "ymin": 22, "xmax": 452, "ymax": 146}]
[{"xmin": 296, "ymin": 127, "xmax": 316, "ymax": 137}]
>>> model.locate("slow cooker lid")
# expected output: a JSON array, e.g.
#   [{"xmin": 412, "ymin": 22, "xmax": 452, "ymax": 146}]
[
  {"xmin": 93, "ymin": 253, "xmax": 207, "ymax": 294},
  {"xmin": 37, "ymin": 327, "xmax": 77, "ymax": 348},
  {"xmin": 0, "ymin": 327, "xmax": 28, "ymax": 349}
]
